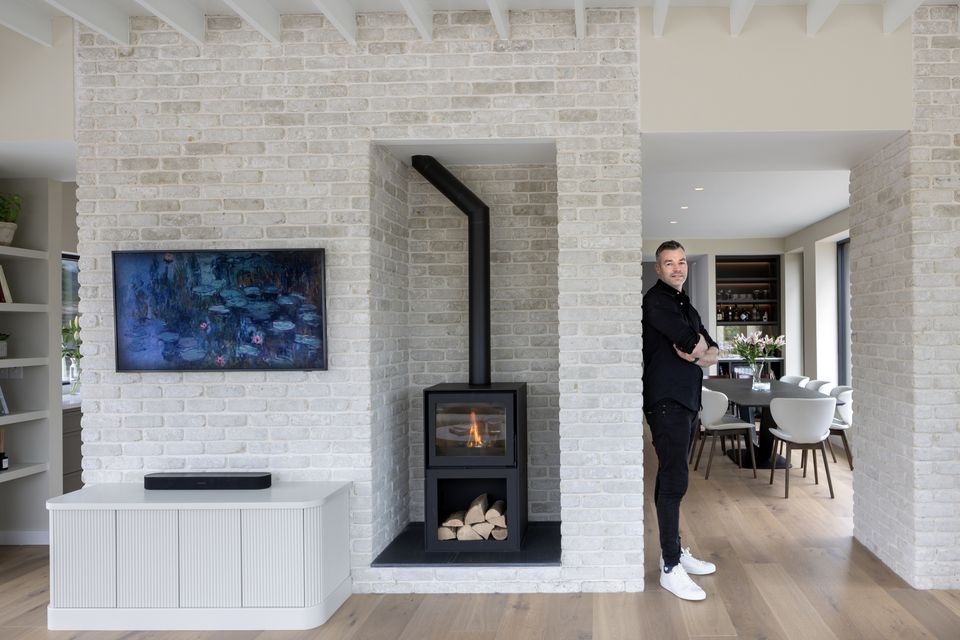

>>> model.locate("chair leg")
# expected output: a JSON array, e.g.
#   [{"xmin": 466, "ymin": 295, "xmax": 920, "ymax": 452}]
[
  {"xmin": 733, "ymin": 433, "xmax": 743, "ymax": 469},
  {"xmin": 688, "ymin": 430, "xmax": 698, "ymax": 465},
  {"xmin": 802, "ymin": 449, "xmax": 808, "ymax": 478},
  {"xmin": 784, "ymin": 444, "xmax": 791, "ymax": 498},
  {"xmin": 820, "ymin": 442, "xmax": 835, "ymax": 499},
  {"xmin": 827, "ymin": 435, "xmax": 837, "ymax": 463},
  {"xmin": 705, "ymin": 433, "xmax": 718, "ymax": 480},
  {"xmin": 812, "ymin": 446, "xmax": 819, "ymax": 485},
  {"xmin": 839, "ymin": 431, "xmax": 854, "ymax": 471},
  {"xmin": 747, "ymin": 430, "xmax": 757, "ymax": 478},
  {"xmin": 769, "ymin": 437, "xmax": 778, "ymax": 485},
  {"xmin": 694, "ymin": 430, "xmax": 708, "ymax": 470}
]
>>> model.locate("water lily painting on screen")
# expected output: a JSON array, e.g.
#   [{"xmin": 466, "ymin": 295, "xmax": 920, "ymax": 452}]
[{"xmin": 112, "ymin": 249, "xmax": 327, "ymax": 371}]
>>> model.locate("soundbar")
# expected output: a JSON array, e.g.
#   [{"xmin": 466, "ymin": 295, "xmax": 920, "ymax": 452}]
[{"xmin": 144, "ymin": 472, "xmax": 272, "ymax": 490}]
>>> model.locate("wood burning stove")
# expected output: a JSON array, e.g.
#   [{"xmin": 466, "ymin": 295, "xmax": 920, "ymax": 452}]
[
  {"xmin": 423, "ymin": 383, "xmax": 527, "ymax": 552},
  {"xmin": 413, "ymin": 156, "xmax": 529, "ymax": 553}
]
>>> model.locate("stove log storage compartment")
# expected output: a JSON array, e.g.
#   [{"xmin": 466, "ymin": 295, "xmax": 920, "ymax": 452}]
[{"xmin": 413, "ymin": 155, "xmax": 528, "ymax": 553}]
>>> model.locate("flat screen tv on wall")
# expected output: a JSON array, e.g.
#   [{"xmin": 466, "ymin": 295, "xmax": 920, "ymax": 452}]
[{"xmin": 112, "ymin": 249, "xmax": 327, "ymax": 372}]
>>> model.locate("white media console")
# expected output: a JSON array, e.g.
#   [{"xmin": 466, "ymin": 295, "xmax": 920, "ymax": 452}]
[{"xmin": 46, "ymin": 481, "xmax": 351, "ymax": 630}]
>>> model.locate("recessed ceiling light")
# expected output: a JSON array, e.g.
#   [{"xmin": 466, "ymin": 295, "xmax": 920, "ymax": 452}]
[
  {"xmin": 680, "ymin": 206, "xmax": 688, "ymax": 210},
  {"xmin": 669, "ymin": 220, "xmax": 678, "ymax": 224},
  {"xmin": 694, "ymin": 187, "xmax": 704, "ymax": 191}
]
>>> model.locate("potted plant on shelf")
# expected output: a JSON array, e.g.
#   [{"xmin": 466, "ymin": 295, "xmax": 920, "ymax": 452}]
[
  {"xmin": 732, "ymin": 331, "xmax": 785, "ymax": 391},
  {"xmin": 0, "ymin": 193, "xmax": 21, "ymax": 246},
  {"xmin": 62, "ymin": 316, "xmax": 82, "ymax": 393}
]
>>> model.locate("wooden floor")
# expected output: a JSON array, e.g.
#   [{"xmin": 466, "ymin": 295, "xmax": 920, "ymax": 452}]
[{"xmin": 2, "ymin": 432, "xmax": 959, "ymax": 640}]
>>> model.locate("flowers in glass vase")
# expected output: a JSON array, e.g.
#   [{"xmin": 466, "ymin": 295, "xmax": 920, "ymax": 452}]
[
  {"xmin": 732, "ymin": 332, "xmax": 785, "ymax": 391},
  {"xmin": 731, "ymin": 331, "xmax": 785, "ymax": 365}
]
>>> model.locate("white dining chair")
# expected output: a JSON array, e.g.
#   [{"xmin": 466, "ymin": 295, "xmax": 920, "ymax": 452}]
[
  {"xmin": 804, "ymin": 379, "xmax": 832, "ymax": 394},
  {"xmin": 694, "ymin": 388, "xmax": 757, "ymax": 479},
  {"xmin": 768, "ymin": 397, "xmax": 837, "ymax": 499},
  {"xmin": 829, "ymin": 389, "xmax": 854, "ymax": 470},
  {"xmin": 779, "ymin": 375, "xmax": 810, "ymax": 387}
]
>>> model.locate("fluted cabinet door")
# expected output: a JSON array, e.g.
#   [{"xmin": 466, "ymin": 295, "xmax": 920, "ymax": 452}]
[
  {"xmin": 49, "ymin": 511, "xmax": 116, "ymax": 608},
  {"xmin": 241, "ymin": 509, "xmax": 304, "ymax": 607},
  {"xmin": 179, "ymin": 509, "xmax": 241, "ymax": 608},
  {"xmin": 117, "ymin": 510, "xmax": 178, "ymax": 608}
]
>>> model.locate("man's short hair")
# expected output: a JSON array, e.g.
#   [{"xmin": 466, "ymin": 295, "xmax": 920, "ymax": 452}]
[{"xmin": 655, "ymin": 240, "xmax": 685, "ymax": 262}]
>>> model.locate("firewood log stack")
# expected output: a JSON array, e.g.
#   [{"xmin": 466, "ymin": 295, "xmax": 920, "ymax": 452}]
[{"xmin": 437, "ymin": 493, "xmax": 508, "ymax": 541}]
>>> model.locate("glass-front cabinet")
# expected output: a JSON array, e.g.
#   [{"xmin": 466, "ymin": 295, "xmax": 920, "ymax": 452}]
[{"xmin": 714, "ymin": 255, "xmax": 783, "ymax": 378}]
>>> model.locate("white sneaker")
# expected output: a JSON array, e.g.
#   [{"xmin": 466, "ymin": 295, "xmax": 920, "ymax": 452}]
[
  {"xmin": 659, "ymin": 563, "xmax": 706, "ymax": 601},
  {"xmin": 659, "ymin": 547, "xmax": 717, "ymax": 576}
]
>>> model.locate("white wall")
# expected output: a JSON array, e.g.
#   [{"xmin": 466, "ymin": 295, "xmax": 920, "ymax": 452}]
[
  {"xmin": 60, "ymin": 182, "xmax": 78, "ymax": 254},
  {"xmin": 783, "ymin": 251, "xmax": 803, "ymax": 375},
  {"xmin": 0, "ymin": 18, "xmax": 74, "ymax": 142},
  {"xmin": 638, "ymin": 6, "xmax": 912, "ymax": 132},
  {"xmin": 785, "ymin": 209, "xmax": 850, "ymax": 380}
]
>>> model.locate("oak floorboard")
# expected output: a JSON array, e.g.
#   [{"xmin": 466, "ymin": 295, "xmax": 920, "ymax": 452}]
[
  {"xmin": 742, "ymin": 563, "xmax": 839, "ymax": 640},
  {"xmin": 541, "ymin": 593, "xmax": 593, "ymax": 640},
  {"xmin": 773, "ymin": 545, "xmax": 931, "ymax": 640},
  {"xmin": 347, "ymin": 594, "xmax": 423, "ymax": 640},
  {"xmin": 886, "ymin": 588, "xmax": 960, "ymax": 640},
  {"xmin": 931, "ymin": 589, "xmax": 960, "ymax": 619},
  {"xmin": 492, "ymin": 593, "xmax": 547, "ymax": 640},
  {"xmin": 594, "ymin": 592, "xmax": 687, "ymax": 640},
  {"xmin": 254, "ymin": 595, "xmax": 382, "ymax": 640},
  {"xmin": 700, "ymin": 537, "xmax": 789, "ymax": 640},
  {"xmin": 450, "ymin": 593, "xmax": 511, "ymax": 634}
]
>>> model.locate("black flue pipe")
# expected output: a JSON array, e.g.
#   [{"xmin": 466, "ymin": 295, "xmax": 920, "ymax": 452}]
[{"xmin": 412, "ymin": 155, "xmax": 491, "ymax": 386}]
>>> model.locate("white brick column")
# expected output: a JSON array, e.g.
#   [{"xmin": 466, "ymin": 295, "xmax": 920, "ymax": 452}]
[{"xmin": 848, "ymin": 5, "xmax": 960, "ymax": 589}]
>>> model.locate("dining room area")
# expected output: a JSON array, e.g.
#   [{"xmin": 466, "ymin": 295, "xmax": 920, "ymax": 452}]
[{"xmin": 636, "ymin": 125, "xmax": 960, "ymax": 632}]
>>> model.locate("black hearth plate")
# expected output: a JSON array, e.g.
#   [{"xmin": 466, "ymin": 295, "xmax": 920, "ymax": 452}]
[{"xmin": 372, "ymin": 521, "xmax": 561, "ymax": 567}]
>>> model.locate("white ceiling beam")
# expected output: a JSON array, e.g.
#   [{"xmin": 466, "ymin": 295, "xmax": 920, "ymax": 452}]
[
  {"xmin": 574, "ymin": 0, "xmax": 586, "ymax": 39},
  {"xmin": 0, "ymin": 1, "xmax": 53, "ymax": 46},
  {"xmin": 653, "ymin": 0, "xmax": 670, "ymax": 37},
  {"xmin": 883, "ymin": 0, "xmax": 924, "ymax": 35},
  {"xmin": 311, "ymin": 0, "xmax": 357, "ymax": 45},
  {"xmin": 729, "ymin": 0, "xmax": 756, "ymax": 36},
  {"xmin": 133, "ymin": 0, "xmax": 205, "ymax": 45},
  {"xmin": 44, "ymin": 0, "xmax": 129, "ymax": 45},
  {"xmin": 222, "ymin": 0, "xmax": 281, "ymax": 44},
  {"xmin": 806, "ymin": 0, "xmax": 839, "ymax": 36},
  {"xmin": 400, "ymin": 0, "xmax": 433, "ymax": 42},
  {"xmin": 485, "ymin": 0, "xmax": 510, "ymax": 40}
]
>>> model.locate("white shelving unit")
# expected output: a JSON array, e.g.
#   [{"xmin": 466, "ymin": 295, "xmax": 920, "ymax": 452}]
[{"xmin": 0, "ymin": 178, "xmax": 63, "ymax": 544}]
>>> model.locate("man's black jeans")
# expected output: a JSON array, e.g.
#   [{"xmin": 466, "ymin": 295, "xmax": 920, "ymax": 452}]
[{"xmin": 645, "ymin": 398, "xmax": 698, "ymax": 568}]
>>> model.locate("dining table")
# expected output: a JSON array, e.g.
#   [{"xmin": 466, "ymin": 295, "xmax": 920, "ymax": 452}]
[{"xmin": 700, "ymin": 378, "xmax": 843, "ymax": 470}]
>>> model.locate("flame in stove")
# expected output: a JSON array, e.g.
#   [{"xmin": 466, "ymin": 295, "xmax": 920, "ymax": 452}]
[{"xmin": 467, "ymin": 410, "xmax": 484, "ymax": 448}]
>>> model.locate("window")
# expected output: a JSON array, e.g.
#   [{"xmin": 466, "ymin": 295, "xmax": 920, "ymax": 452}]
[{"xmin": 837, "ymin": 239, "xmax": 851, "ymax": 385}]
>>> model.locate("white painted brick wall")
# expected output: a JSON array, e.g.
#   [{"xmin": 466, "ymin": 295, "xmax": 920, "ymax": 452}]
[
  {"xmin": 848, "ymin": 5, "xmax": 960, "ymax": 590},
  {"xmin": 406, "ymin": 165, "xmax": 560, "ymax": 522},
  {"xmin": 369, "ymin": 144, "xmax": 411, "ymax": 557},
  {"xmin": 75, "ymin": 8, "xmax": 641, "ymax": 591}
]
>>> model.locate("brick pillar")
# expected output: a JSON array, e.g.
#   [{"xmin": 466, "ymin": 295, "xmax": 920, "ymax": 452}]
[{"xmin": 848, "ymin": 6, "xmax": 960, "ymax": 589}]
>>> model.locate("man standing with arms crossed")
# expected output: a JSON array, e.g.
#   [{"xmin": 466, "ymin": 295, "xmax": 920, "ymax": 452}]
[{"xmin": 642, "ymin": 241, "xmax": 720, "ymax": 601}]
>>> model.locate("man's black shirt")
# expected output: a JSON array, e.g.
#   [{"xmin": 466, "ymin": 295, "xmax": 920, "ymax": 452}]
[{"xmin": 642, "ymin": 278, "xmax": 718, "ymax": 412}]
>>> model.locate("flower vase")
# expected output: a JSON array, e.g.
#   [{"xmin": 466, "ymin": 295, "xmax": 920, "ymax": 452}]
[{"xmin": 751, "ymin": 360, "xmax": 770, "ymax": 391}]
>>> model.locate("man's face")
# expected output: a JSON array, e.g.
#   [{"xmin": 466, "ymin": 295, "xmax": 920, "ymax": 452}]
[{"xmin": 655, "ymin": 248, "xmax": 687, "ymax": 291}]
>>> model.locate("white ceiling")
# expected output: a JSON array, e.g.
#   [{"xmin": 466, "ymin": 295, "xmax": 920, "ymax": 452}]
[{"xmin": 641, "ymin": 130, "xmax": 905, "ymax": 239}]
